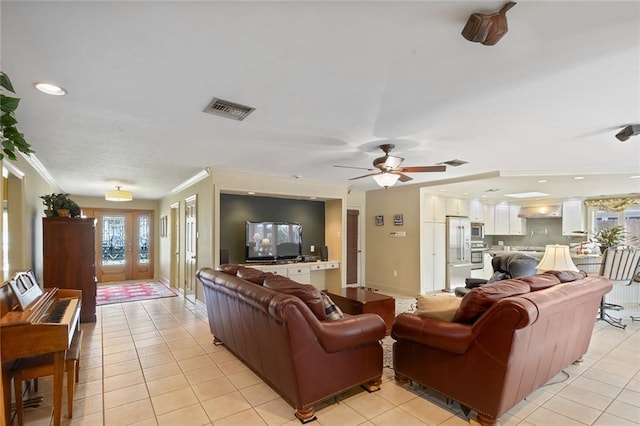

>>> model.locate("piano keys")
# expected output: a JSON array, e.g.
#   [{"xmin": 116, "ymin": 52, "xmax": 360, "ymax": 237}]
[{"xmin": 1, "ymin": 271, "xmax": 82, "ymax": 426}]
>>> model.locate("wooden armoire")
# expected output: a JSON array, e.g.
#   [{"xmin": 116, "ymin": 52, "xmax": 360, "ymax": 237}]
[{"xmin": 43, "ymin": 217, "xmax": 97, "ymax": 322}]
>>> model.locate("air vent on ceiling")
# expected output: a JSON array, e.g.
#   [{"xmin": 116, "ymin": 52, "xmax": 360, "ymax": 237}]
[
  {"xmin": 440, "ymin": 159, "xmax": 469, "ymax": 167},
  {"xmin": 204, "ymin": 98, "xmax": 255, "ymax": 121}
]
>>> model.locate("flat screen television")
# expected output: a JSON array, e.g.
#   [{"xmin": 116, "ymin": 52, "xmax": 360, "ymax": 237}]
[{"xmin": 245, "ymin": 221, "xmax": 302, "ymax": 263}]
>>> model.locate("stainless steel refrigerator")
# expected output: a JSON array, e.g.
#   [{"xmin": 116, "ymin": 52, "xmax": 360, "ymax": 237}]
[{"xmin": 445, "ymin": 216, "xmax": 472, "ymax": 292}]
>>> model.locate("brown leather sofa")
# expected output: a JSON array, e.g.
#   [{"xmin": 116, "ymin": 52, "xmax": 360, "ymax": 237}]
[
  {"xmin": 196, "ymin": 266, "xmax": 386, "ymax": 423},
  {"xmin": 392, "ymin": 271, "xmax": 612, "ymax": 426}
]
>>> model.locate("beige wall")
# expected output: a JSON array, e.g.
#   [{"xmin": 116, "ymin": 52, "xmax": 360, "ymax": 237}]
[
  {"xmin": 365, "ymin": 184, "xmax": 421, "ymax": 296},
  {"xmin": 158, "ymin": 175, "xmax": 214, "ymax": 301},
  {"xmin": 1, "ymin": 156, "xmax": 57, "ymax": 281}
]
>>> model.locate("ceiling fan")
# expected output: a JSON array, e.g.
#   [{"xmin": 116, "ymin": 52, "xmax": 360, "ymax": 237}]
[{"xmin": 334, "ymin": 144, "xmax": 446, "ymax": 187}]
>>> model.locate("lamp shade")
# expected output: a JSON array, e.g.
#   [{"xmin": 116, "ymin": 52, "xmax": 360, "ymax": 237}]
[
  {"xmin": 536, "ymin": 244, "xmax": 578, "ymax": 272},
  {"xmin": 372, "ymin": 172, "xmax": 400, "ymax": 188},
  {"xmin": 105, "ymin": 186, "xmax": 133, "ymax": 202}
]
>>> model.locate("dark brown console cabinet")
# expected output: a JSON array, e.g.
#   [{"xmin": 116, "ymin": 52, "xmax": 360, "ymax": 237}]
[{"xmin": 43, "ymin": 217, "xmax": 97, "ymax": 322}]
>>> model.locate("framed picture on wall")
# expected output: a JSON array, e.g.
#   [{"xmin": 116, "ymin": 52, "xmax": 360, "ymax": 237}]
[{"xmin": 375, "ymin": 215, "xmax": 384, "ymax": 226}]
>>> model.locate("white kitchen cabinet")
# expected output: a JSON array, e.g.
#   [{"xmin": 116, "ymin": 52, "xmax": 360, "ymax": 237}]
[
  {"xmin": 562, "ymin": 200, "xmax": 586, "ymax": 236},
  {"xmin": 509, "ymin": 205, "xmax": 525, "ymax": 235},
  {"xmin": 469, "ymin": 200, "xmax": 484, "ymax": 222},
  {"xmin": 423, "ymin": 195, "xmax": 447, "ymax": 222},
  {"xmin": 420, "ymin": 221, "xmax": 446, "ymax": 293},
  {"xmin": 494, "ymin": 204, "xmax": 510, "ymax": 235},
  {"xmin": 484, "ymin": 204, "xmax": 496, "ymax": 235},
  {"xmin": 445, "ymin": 198, "xmax": 469, "ymax": 217}
]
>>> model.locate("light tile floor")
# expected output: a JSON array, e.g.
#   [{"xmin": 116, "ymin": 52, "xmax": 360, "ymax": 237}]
[{"xmin": 12, "ymin": 293, "xmax": 640, "ymax": 426}]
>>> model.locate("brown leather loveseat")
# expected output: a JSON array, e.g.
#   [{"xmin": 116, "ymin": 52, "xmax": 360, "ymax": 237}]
[
  {"xmin": 196, "ymin": 265, "xmax": 386, "ymax": 423},
  {"xmin": 392, "ymin": 271, "xmax": 612, "ymax": 426}
]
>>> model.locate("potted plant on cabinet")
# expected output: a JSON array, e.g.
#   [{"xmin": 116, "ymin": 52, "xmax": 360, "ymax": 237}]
[{"xmin": 40, "ymin": 193, "xmax": 81, "ymax": 218}]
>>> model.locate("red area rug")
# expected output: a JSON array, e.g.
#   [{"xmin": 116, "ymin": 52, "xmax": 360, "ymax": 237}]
[{"xmin": 97, "ymin": 282, "xmax": 178, "ymax": 306}]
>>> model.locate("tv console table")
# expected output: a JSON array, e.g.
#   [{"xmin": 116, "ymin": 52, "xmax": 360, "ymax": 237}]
[{"xmin": 245, "ymin": 261, "xmax": 340, "ymax": 290}]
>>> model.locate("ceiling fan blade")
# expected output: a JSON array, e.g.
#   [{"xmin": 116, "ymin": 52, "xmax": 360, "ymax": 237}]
[
  {"xmin": 333, "ymin": 165, "xmax": 376, "ymax": 171},
  {"xmin": 400, "ymin": 165, "xmax": 447, "ymax": 173},
  {"xmin": 391, "ymin": 172, "xmax": 413, "ymax": 182},
  {"xmin": 349, "ymin": 172, "xmax": 381, "ymax": 181}
]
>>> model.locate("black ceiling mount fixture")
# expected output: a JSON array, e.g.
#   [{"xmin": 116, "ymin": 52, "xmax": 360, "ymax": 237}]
[
  {"xmin": 615, "ymin": 124, "xmax": 640, "ymax": 142},
  {"xmin": 461, "ymin": 1, "xmax": 517, "ymax": 46}
]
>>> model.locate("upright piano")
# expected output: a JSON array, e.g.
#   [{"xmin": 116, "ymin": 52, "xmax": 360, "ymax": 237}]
[{"xmin": 1, "ymin": 271, "xmax": 81, "ymax": 426}]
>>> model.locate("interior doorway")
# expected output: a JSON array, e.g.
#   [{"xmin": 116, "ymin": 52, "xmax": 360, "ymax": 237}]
[
  {"xmin": 184, "ymin": 196, "xmax": 197, "ymax": 303},
  {"xmin": 93, "ymin": 209, "xmax": 154, "ymax": 282},
  {"xmin": 346, "ymin": 208, "xmax": 361, "ymax": 285},
  {"xmin": 170, "ymin": 203, "xmax": 180, "ymax": 289}
]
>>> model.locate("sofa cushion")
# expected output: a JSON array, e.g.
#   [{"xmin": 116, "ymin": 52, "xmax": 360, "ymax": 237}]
[
  {"xmin": 519, "ymin": 273, "xmax": 561, "ymax": 291},
  {"xmin": 415, "ymin": 294, "xmax": 462, "ymax": 322},
  {"xmin": 236, "ymin": 267, "xmax": 269, "ymax": 285},
  {"xmin": 217, "ymin": 264, "xmax": 240, "ymax": 275},
  {"xmin": 264, "ymin": 275, "xmax": 328, "ymax": 321},
  {"xmin": 544, "ymin": 270, "xmax": 587, "ymax": 283},
  {"xmin": 321, "ymin": 293, "xmax": 344, "ymax": 321},
  {"xmin": 453, "ymin": 279, "xmax": 530, "ymax": 324}
]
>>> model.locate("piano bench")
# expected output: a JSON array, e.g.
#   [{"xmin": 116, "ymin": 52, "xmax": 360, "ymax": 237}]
[{"xmin": 11, "ymin": 329, "xmax": 84, "ymax": 425}]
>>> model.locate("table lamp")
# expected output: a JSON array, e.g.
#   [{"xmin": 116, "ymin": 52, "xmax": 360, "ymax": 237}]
[{"xmin": 536, "ymin": 244, "xmax": 578, "ymax": 272}]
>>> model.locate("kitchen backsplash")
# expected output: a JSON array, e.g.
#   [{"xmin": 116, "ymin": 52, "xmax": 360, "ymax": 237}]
[{"xmin": 484, "ymin": 218, "xmax": 584, "ymax": 248}]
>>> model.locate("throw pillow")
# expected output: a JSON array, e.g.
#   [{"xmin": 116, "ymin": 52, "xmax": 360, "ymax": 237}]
[
  {"xmin": 414, "ymin": 294, "xmax": 461, "ymax": 322},
  {"xmin": 264, "ymin": 275, "xmax": 328, "ymax": 321},
  {"xmin": 487, "ymin": 271, "xmax": 509, "ymax": 284},
  {"xmin": 452, "ymin": 279, "xmax": 530, "ymax": 324},
  {"xmin": 321, "ymin": 292, "xmax": 344, "ymax": 321}
]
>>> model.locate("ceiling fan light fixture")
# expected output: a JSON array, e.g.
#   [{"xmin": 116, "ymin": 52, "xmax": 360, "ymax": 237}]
[
  {"xmin": 105, "ymin": 186, "xmax": 133, "ymax": 202},
  {"xmin": 372, "ymin": 173, "xmax": 400, "ymax": 188}
]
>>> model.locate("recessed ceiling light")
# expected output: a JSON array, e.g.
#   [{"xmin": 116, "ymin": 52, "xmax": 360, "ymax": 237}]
[
  {"xmin": 247, "ymin": 191, "xmax": 255, "ymax": 195},
  {"xmin": 574, "ymin": 176, "xmax": 585, "ymax": 180},
  {"xmin": 630, "ymin": 175, "xmax": 640, "ymax": 179},
  {"xmin": 34, "ymin": 82, "xmax": 67, "ymax": 96},
  {"xmin": 481, "ymin": 195, "xmax": 488, "ymax": 198},
  {"xmin": 505, "ymin": 192, "xmax": 550, "ymax": 198},
  {"xmin": 538, "ymin": 179, "xmax": 547, "ymax": 183}
]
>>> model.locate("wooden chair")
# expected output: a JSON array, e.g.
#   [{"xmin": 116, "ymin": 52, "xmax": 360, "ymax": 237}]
[{"xmin": 11, "ymin": 329, "xmax": 83, "ymax": 425}]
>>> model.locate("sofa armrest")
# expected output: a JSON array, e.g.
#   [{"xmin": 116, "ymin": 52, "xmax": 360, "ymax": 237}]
[
  {"xmin": 391, "ymin": 313, "xmax": 473, "ymax": 355},
  {"xmin": 312, "ymin": 313, "xmax": 386, "ymax": 353}
]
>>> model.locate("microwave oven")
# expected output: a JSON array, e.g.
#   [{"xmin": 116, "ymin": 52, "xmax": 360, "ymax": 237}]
[{"xmin": 470, "ymin": 222, "xmax": 484, "ymax": 240}]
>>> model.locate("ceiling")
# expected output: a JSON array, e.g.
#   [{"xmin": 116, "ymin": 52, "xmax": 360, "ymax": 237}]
[{"xmin": 2, "ymin": 1, "xmax": 639, "ymax": 202}]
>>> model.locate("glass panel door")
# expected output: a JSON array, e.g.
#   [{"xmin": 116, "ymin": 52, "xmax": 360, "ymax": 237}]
[{"xmin": 96, "ymin": 212, "xmax": 133, "ymax": 282}]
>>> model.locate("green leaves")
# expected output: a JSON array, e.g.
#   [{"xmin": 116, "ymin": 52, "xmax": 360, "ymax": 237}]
[{"xmin": 0, "ymin": 71, "xmax": 34, "ymax": 161}]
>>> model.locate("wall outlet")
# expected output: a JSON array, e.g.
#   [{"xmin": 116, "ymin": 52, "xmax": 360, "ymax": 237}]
[
  {"xmin": 498, "ymin": 241, "xmax": 504, "ymax": 246},
  {"xmin": 393, "ymin": 270, "xmax": 398, "ymax": 277},
  {"xmin": 310, "ymin": 245, "xmax": 315, "ymax": 253}
]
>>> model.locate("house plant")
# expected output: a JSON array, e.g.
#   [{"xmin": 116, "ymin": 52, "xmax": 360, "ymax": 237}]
[
  {"xmin": 40, "ymin": 193, "xmax": 81, "ymax": 217},
  {"xmin": 592, "ymin": 225, "xmax": 626, "ymax": 253},
  {"xmin": 1, "ymin": 71, "xmax": 34, "ymax": 161}
]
